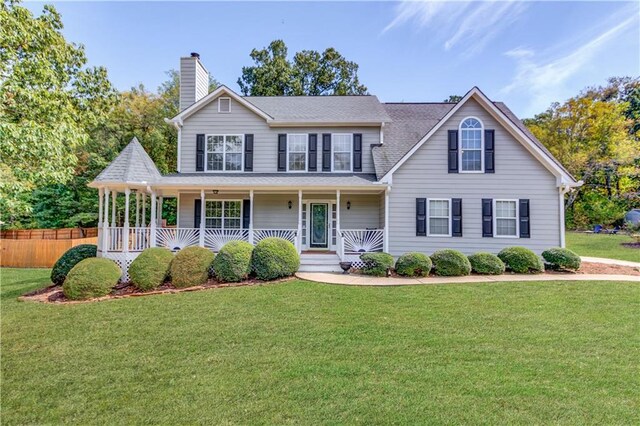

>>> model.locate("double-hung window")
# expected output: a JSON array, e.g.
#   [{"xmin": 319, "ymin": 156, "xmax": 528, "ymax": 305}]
[
  {"xmin": 428, "ymin": 199, "xmax": 451, "ymax": 236},
  {"xmin": 494, "ymin": 200, "xmax": 518, "ymax": 237},
  {"xmin": 205, "ymin": 200, "xmax": 242, "ymax": 229},
  {"xmin": 287, "ymin": 134, "xmax": 307, "ymax": 171},
  {"xmin": 332, "ymin": 134, "xmax": 352, "ymax": 171},
  {"xmin": 460, "ymin": 118, "xmax": 483, "ymax": 172},
  {"xmin": 206, "ymin": 135, "xmax": 243, "ymax": 171}
]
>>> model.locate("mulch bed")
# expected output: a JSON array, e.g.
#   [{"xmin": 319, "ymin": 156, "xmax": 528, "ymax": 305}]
[
  {"xmin": 574, "ymin": 262, "xmax": 640, "ymax": 276},
  {"xmin": 621, "ymin": 242, "xmax": 640, "ymax": 249}
]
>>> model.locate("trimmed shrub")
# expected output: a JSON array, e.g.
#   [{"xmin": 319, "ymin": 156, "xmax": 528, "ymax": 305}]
[
  {"xmin": 430, "ymin": 249, "xmax": 471, "ymax": 276},
  {"xmin": 395, "ymin": 252, "xmax": 432, "ymax": 277},
  {"xmin": 212, "ymin": 241, "xmax": 254, "ymax": 282},
  {"xmin": 62, "ymin": 258, "xmax": 121, "ymax": 300},
  {"xmin": 129, "ymin": 248, "xmax": 174, "ymax": 291},
  {"xmin": 468, "ymin": 252, "xmax": 505, "ymax": 275},
  {"xmin": 251, "ymin": 238, "xmax": 299, "ymax": 280},
  {"xmin": 360, "ymin": 252, "xmax": 394, "ymax": 277},
  {"xmin": 170, "ymin": 246, "xmax": 215, "ymax": 288},
  {"xmin": 542, "ymin": 247, "xmax": 581, "ymax": 271},
  {"xmin": 51, "ymin": 244, "xmax": 97, "ymax": 285},
  {"xmin": 498, "ymin": 246, "xmax": 544, "ymax": 274}
]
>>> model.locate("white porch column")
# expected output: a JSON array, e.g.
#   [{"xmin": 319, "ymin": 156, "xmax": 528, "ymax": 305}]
[
  {"xmin": 135, "ymin": 192, "xmax": 140, "ymax": 227},
  {"xmin": 111, "ymin": 191, "xmax": 117, "ymax": 227},
  {"xmin": 249, "ymin": 190, "xmax": 254, "ymax": 244},
  {"xmin": 157, "ymin": 195, "xmax": 163, "ymax": 227},
  {"xmin": 123, "ymin": 188, "xmax": 130, "ymax": 252},
  {"xmin": 384, "ymin": 188, "xmax": 390, "ymax": 253},
  {"xmin": 141, "ymin": 193, "xmax": 146, "ymax": 227},
  {"xmin": 103, "ymin": 188, "xmax": 110, "ymax": 253},
  {"xmin": 98, "ymin": 188, "xmax": 104, "ymax": 252},
  {"xmin": 297, "ymin": 190, "xmax": 303, "ymax": 253},
  {"xmin": 336, "ymin": 190, "xmax": 341, "ymax": 258},
  {"xmin": 199, "ymin": 190, "xmax": 206, "ymax": 247},
  {"xmin": 150, "ymin": 190, "xmax": 157, "ymax": 247}
]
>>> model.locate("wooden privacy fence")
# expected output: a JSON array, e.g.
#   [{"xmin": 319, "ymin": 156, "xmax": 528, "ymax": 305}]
[
  {"xmin": 1, "ymin": 235, "xmax": 99, "ymax": 268},
  {"xmin": 1, "ymin": 227, "xmax": 98, "ymax": 240}
]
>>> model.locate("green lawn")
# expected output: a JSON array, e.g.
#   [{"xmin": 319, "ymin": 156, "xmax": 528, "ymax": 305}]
[
  {"xmin": 566, "ymin": 232, "xmax": 639, "ymax": 262},
  {"xmin": 2, "ymin": 268, "xmax": 639, "ymax": 425}
]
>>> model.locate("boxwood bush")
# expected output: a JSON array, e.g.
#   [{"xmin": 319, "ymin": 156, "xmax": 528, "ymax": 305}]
[
  {"xmin": 542, "ymin": 247, "xmax": 581, "ymax": 271},
  {"xmin": 212, "ymin": 241, "xmax": 254, "ymax": 282},
  {"xmin": 51, "ymin": 244, "xmax": 97, "ymax": 285},
  {"xmin": 62, "ymin": 258, "xmax": 121, "ymax": 300},
  {"xmin": 360, "ymin": 252, "xmax": 394, "ymax": 277},
  {"xmin": 498, "ymin": 246, "xmax": 544, "ymax": 274},
  {"xmin": 395, "ymin": 252, "xmax": 432, "ymax": 277},
  {"xmin": 251, "ymin": 237, "xmax": 299, "ymax": 281},
  {"xmin": 468, "ymin": 252, "xmax": 505, "ymax": 275},
  {"xmin": 430, "ymin": 249, "xmax": 471, "ymax": 276},
  {"xmin": 128, "ymin": 247, "xmax": 174, "ymax": 291},
  {"xmin": 170, "ymin": 246, "xmax": 215, "ymax": 288}
]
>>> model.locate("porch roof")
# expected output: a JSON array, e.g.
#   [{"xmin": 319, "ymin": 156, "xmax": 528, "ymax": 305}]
[
  {"xmin": 156, "ymin": 173, "xmax": 382, "ymax": 189},
  {"xmin": 92, "ymin": 137, "xmax": 161, "ymax": 186}
]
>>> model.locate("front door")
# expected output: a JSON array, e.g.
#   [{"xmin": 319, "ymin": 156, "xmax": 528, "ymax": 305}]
[{"xmin": 310, "ymin": 203, "xmax": 328, "ymax": 248}]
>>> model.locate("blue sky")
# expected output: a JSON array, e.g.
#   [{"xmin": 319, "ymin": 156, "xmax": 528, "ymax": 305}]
[{"xmin": 27, "ymin": 1, "xmax": 640, "ymax": 117}]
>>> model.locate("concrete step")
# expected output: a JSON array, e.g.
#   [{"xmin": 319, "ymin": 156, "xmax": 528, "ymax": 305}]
[
  {"xmin": 299, "ymin": 263, "xmax": 343, "ymax": 273},
  {"xmin": 300, "ymin": 253, "xmax": 342, "ymax": 272}
]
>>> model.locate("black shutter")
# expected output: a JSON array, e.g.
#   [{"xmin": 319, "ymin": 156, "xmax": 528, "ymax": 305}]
[
  {"xmin": 416, "ymin": 198, "xmax": 426, "ymax": 236},
  {"xmin": 277, "ymin": 134, "xmax": 287, "ymax": 172},
  {"xmin": 482, "ymin": 199, "xmax": 493, "ymax": 237},
  {"xmin": 196, "ymin": 134, "xmax": 205, "ymax": 171},
  {"xmin": 452, "ymin": 198, "xmax": 462, "ymax": 237},
  {"xmin": 242, "ymin": 199, "xmax": 251, "ymax": 229},
  {"xmin": 353, "ymin": 133, "xmax": 362, "ymax": 172},
  {"xmin": 244, "ymin": 134, "xmax": 254, "ymax": 172},
  {"xmin": 448, "ymin": 130, "xmax": 458, "ymax": 173},
  {"xmin": 308, "ymin": 134, "xmax": 317, "ymax": 171},
  {"xmin": 194, "ymin": 199, "xmax": 201, "ymax": 228},
  {"xmin": 322, "ymin": 134, "xmax": 331, "ymax": 171},
  {"xmin": 519, "ymin": 199, "xmax": 530, "ymax": 238},
  {"xmin": 485, "ymin": 129, "xmax": 495, "ymax": 173}
]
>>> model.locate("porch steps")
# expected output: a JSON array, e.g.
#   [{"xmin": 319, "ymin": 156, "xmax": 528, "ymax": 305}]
[{"xmin": 299, "ymin": 252, "xmax": 342, "ymax": 273}]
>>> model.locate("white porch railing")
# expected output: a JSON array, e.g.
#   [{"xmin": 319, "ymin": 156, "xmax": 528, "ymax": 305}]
[
  {"xmin": 340, "ymin": 229, "xmax": 384, "ymax": 256},
  {"xmin": 129, "ymin": 227, "xmax": 151, "ymax": 251},
  {"xmin": 253, "ymin": 229, "xmax": 297, "ymax": 245},
  {"xmin": 204, "ymin": 229, "xmax": 249, "ymax": 251},
  {"xmin": 107, "ymin": 227, "xmax": 124, "ymax": 252},
  {"xmin": 156, "ymin": 228, "xmax": 199, "ymax": 250}
]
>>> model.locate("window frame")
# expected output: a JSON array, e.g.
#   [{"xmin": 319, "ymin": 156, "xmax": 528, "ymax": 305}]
[
  {"xmin": 204, "ymin": 134, "xmax": 244, "ymax": 172},
  {"xmin": 286, "ymin": 133, "xmax": 309, "ymax": 172},
  {"xmin": 493, "ymin": 199, "xmax": 519, "ymax": 238},
  {"xmin": 458, "ymin": 116, "xmax": 484, "ymax": 173},
  {"xmin": 204, "ymin": 200, "xmax": 243, "ymax": 230},
  {"xmin": 427, "ymin": 198, "xmax": 452, "ymax": 237},
  {"xmin": 331, "ymin": 133, "xmax": 353, "ymax": 172},
  {"xmin": 218, "ymin": 97, "xmax": 231, "ymax": 113}
]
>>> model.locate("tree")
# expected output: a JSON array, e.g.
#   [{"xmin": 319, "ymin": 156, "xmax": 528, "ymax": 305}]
[
  {"xmin": 444, "ymin": 95, "xmax": 463, "ymax": 103},
  {"xmin": 0, "ymin": 1, "xmax": 117, "ymax": 222},
  {"xmin": 238, "ymin": 40, "xmax": 368, "ymax": 96}
]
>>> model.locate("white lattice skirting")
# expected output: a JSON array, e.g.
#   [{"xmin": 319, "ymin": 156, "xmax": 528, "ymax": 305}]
[{"xmin": 101, "ymin": 252, "xmax": 140, "ymax": 282}]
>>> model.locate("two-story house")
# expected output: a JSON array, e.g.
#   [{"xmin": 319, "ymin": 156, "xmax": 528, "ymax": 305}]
[{"xmin": 90, "ymin": 53, "xmax": 580, "ymax": 276}]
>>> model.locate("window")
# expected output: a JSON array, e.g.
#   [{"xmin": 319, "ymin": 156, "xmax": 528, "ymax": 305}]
[
  {"xmin": 206, "ymin": 135, "xmax": 243, "ymax": 171},
  {"xmin": 287, "ymin": 134, "xmax": 307, "ymax": 171},
  {"xmin": 205, "ymin": 200, "xmax": 242, "ymax": 229},
  {"xmin": 218, "ymin": 97, "xmax": 231, "ymax": 113},
  {"xmin": 460, "ymin": 117, "xmax": 483, "ymax": 172},
  {"xmin": 494, "ymin": 200, "xmax": 518, "ymax": 237},
  {"xmin": 332, "ymin": 134, "xmax": 352, "ymax": 171},
  {"xmin": 428, "ymin": 199, "xmax": 451, "ymax": 236}
]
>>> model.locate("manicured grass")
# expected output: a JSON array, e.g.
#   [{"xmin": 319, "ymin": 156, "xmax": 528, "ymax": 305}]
[
  {"xmin": 2, "ymin": 268, "xmax": 639, "ymax": 424},
  {"xmin": 566, "ymin": 232, "xmax": 639, "ymax": 262}
]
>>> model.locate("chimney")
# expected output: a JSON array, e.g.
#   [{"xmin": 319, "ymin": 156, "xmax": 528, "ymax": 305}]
[{"xmin": 180, "ymin": 52, "xmax": 209, "ymax": 111}]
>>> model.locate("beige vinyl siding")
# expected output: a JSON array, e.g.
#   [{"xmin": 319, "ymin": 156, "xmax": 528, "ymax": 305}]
[
  {"xmin": 388, "ymin": 98, "xmax": 560, "ymax": 256},
  {"xmin": 180, "ymin": 96, "xmax": 380, "ymax": 173}
]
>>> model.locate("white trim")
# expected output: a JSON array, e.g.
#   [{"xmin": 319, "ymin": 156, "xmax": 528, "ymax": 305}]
[
  {"xmin": 286, "ymin": 133, "xmax": 309, "ymax": 172},
  {"xmin": 218, "ymin": 97, "xmax": 231, "ymax": 113},
  {"xmin": 427, "ymin": 198, "xmax": 452, "ymax": 237},
  {"xmin": 177, "ymin": 125, "xmax": 182, "ymax": 173},
  {"xmin": 302, "ymin": 198, "xmax": 336, "ymax": 251},
  {"xmin": 176, "ymin": 193, "xmax": 180, "ymax": 228},
  {"xmin": 493, "ymin": 199, "xmax": 519, "ymax": 238},
  {"xmin": 559, "ymin": 185, "xmax": 570, "ymax": 248},
  {"xmin": 204, "ymin": 134, "xmax": 244, "ymax": 172},
  {"xmin": 458, "ymin": 116, "xmax": 484, "ymax": 173},
  {"xmin": 384, "ymin": 188, "xmax": 389, "ymax": 252},
  {"xmin": 204, "ymin": 199, "xmax": 243, "ymax": 230},
  {"xmin": 331, "ymin": 133, "xmax": 353, "ymax": 172}
]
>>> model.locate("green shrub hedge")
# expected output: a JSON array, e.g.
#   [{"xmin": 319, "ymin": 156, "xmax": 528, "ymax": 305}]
[
  {"xmin": 498, "ymin": 246, "xmax": 544, "ymax": 274},
  {"xmin": 360, "ymin": 252, "xmax": 394, "ymax": 277},
  {"xmin": 51, "ymin": 244, "xmax": 97, "ymax": 285},
  {"xmin": 62, "ymin": 258, "xmax": 121, "ymax": 300},
  {"xmin": 395, "ymin": 252, "xmax": 432, "ymax": 277},
  {"xmin": 468, "ymin": 252, "xmax": 505, "ymax": 275},
  {"xmin": 542, "ymin": 247, "xmax": 581, "ymax": 271},
  {"xmin": 251, "ymin": 238, "xmax": 299, "ymax": 280},
  {"xmin": 212, "ymin": 241, "xmax": 254, "ymax": 282},
  {"xmin": 129, "ymin": 248, "xmax": 174, "ymax": 291},
  {"xmin": 170, "ymin": 246, "xmax": 215, "ymax": 288},
  {"xmin": 430, "ymin": 249, "xmax": 471, "ymax": 276}
]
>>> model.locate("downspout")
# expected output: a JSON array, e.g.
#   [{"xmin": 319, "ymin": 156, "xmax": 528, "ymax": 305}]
[
  {"xmin": 165, "ymin": 118, "xmax": 182, "ymax": 173},
  {"xmin": 558, "ymin": 180, "xmax": 582, "ymax": 248}
]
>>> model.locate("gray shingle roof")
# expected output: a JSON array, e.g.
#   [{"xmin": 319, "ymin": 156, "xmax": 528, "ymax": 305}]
[
  {"xmin": 159, "ymin": 173, "xmax": 379, "ymax": 187},
  {"xmin": 93, "ymin": 137, "xmax": 162, "ymax": 184},
  {"xmin": 245, "ymin": 96, "xmax": 391, "ymax": 123}
]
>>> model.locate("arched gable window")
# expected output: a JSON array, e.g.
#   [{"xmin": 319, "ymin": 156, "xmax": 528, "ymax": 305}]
[{"xmin": 459, "ymin": 117, "xmax": 484, "ymax": 172}]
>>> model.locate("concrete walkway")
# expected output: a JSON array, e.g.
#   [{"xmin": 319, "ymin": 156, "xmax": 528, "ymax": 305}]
[
  {"xmin": 581, "ymin": 256, "xmax": 640, "ymax": 268},
  {"xmin": 296, "ymin": 272, "xmax": 640, "ymax": 286}
]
